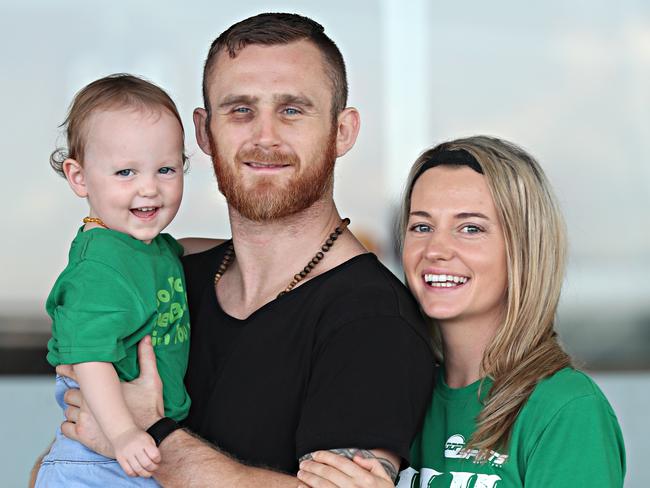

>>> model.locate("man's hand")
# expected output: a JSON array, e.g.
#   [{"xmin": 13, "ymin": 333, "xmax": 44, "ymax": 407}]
[{"xmin": 57, "ymin": 336, "xmax": 165, "ymax": 456}]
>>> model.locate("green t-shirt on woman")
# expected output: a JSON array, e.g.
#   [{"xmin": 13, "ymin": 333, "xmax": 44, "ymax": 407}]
[
  {"xmin": 46, "ymin": 228, "xmax": 191, "ymax": 421},
  {"xmin": 398, "ymin": 367, "xmax": 625, "ymax": 487}
]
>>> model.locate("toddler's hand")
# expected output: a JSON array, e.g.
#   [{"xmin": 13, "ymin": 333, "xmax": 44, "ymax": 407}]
[{"xmin": 111, "ymin": 427, "xmax": 161, "ymax": 477}]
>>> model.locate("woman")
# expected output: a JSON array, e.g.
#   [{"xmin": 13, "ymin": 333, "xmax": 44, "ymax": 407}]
[{"xmin": 297, "ymin": 136, "xmax": 625, "ymax": 487}]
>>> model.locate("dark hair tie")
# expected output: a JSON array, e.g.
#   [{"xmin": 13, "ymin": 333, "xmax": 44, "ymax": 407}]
[{"xmin": 410, "ymin": 148, "xmax": 483, "ymax": 195}]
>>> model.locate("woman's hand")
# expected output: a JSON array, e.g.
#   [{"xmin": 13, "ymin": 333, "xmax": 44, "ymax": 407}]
[{"xmin": 297, "ymin": 450, "xmax": 395, "ymax": 488}]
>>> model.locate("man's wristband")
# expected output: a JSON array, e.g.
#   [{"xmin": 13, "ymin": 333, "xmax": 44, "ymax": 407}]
[{"xmin": 146, "ymin": 417, "xmax": 182, "ymax": 447}]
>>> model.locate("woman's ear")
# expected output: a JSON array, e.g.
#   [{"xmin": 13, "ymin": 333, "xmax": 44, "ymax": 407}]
[{"xmin": 62, "ymin": 159, "xmax": 88, "ymax": 198}]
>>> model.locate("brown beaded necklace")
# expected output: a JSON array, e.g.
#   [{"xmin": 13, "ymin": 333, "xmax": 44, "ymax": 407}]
[{"xmin": 214, "ymin": 217, "xmax": 350, "ymax": 299}]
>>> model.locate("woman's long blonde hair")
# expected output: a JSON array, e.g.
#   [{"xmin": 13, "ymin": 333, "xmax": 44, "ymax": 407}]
[{"xmin": 399, "ymin": 135, "xmax": 572, "ymax": 454}]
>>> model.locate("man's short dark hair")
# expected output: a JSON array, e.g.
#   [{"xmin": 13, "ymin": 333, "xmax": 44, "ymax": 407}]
[{"xmin": 202, "ymin": 12, "xmax": 348, "ymax": 119}]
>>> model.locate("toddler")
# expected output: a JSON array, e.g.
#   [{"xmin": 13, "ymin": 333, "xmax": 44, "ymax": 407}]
[{"xmin": 35, "ymin": 73, "xmax": 191, "ymax": 487}]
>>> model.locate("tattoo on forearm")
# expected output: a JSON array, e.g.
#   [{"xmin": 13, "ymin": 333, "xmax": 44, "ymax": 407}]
[{"xmin": 300, "ymin": 448, "xmax": 399, "ymax": 482}]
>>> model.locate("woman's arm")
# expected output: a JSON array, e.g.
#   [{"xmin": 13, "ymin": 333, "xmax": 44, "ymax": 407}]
[
  {"xmin": 297, "ymin": 450, "xmax": 394, "ymax": 488},
  {"xmin": 523, "ymin": 392, "xmax": 625, "ymax": 488}
]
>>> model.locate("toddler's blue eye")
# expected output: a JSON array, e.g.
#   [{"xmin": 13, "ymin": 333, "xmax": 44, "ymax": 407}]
[
  {"xmin": 116, "ymin": 169, "xmax": 134, "ymax": 177},
  {"xmin": 159, "ymin": 167, "xmax": 176, "ymax": 174}
]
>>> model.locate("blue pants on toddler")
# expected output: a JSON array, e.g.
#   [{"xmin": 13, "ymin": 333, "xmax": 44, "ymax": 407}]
[{"xmin": 35, "ymin": 375, "xmax": 160, "ymax": 487}]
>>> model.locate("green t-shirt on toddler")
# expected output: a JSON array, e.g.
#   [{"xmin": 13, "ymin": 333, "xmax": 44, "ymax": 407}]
[{"xmin": 46, "ymin": 227, "xmax": 191, "ymax": 421}]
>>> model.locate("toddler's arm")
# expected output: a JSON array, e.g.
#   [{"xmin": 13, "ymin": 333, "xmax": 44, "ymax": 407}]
[{"xmin": 72, "ymin": 362, "xmax": 161, "ymax": 477}]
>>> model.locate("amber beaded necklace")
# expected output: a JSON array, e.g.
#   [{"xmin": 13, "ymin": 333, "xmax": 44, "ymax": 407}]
[
  {"xmin": 214, "ymin": 217, "xmax": 350, "ymax": 299},
  {"xmin": 82, "ymin": 217, "xmax": 108, "ymax": 228}
]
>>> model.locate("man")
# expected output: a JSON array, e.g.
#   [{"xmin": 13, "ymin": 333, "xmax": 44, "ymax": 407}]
[{"xmin": 57, "ymin": 13, "xmax": 434, "ymax": 486}]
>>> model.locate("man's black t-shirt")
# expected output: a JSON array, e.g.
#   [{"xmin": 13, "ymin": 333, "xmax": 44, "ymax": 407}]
[{"xmin": 182, "ymin": 243, "xmax": 435, "ymax": 473}]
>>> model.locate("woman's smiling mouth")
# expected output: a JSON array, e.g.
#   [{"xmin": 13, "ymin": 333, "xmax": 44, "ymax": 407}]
[{"xmin": 423, "ymin": 273, "xmax": 469, "ymax": 288}]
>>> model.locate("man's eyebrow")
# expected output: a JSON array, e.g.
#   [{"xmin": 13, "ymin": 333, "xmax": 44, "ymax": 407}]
[
  {"xmin": 217, "ymin": 95, "xmax": 258, "ymax": 108},
  {"xmin": 273, "ymin": 94, "xmax": 315, "ymax": 108}
]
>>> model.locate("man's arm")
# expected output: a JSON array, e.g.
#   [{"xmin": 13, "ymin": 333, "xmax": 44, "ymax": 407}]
[
  {"xmin": 177, "ymin": 237, "xmax": 224, "ymax": 256},
  {"xmin": 59, "ymin": 337, "xmax": 398, "ymax": 487},
  {"xmin": 155, "ymin": 436, "xmax": 398, "ymax": 487},
  {"xmin": 61, "ymin": 386, "xmax": 299, "ymax": 487},
  {"xmin": 152, "ymin": 430, "xmax": 298, "ymax": 487}
]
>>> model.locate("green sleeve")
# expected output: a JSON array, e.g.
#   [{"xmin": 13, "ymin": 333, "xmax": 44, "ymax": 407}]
[
  {"xmin": 524, "ymin": 393, "xmax": 626, "ymax": 487},
  {"xmin": 48, "ymin": 259, "xmax": 147, "ymax": 365}
]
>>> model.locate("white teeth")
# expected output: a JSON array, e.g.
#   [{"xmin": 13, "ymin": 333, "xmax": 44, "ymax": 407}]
[
  {"xmin": 423, "ymin": 274, "xmax": 468, "ymax": 286},
  {"xmin": 248, "ymin": 162, "xmax": 285, "ymax": 168},
  {"xmin": 136, "ymin": 207, "xmax": 156, "ymax": 211}
]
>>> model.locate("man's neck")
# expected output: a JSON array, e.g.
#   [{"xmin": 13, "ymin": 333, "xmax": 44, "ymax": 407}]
[{"xmin": 217, "ymin": 196, "xmax": 367, "ymax": 319}]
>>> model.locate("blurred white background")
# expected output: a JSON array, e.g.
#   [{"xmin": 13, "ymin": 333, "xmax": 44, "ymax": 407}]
[{"xmin": 0, "ymin": 1, "xmax": 648, "ymax": 486}]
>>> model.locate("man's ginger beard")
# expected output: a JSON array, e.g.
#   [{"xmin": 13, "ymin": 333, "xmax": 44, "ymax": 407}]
[{"xmin": 208, "ymin": 124, "xmax": 338, "ymax": 222}]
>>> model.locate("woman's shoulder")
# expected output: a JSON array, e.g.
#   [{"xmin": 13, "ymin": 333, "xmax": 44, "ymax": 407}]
[
  {"xmin": 512, "ymin": 368, "xmax": 625, "ymax": 486},
  {"xmin": 520, "ymin": 367, "xmax": 616, "ymax": 426},
  {"xmin": 530, "ymin": 368, "xmax": 607, "ymax": 404}
]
